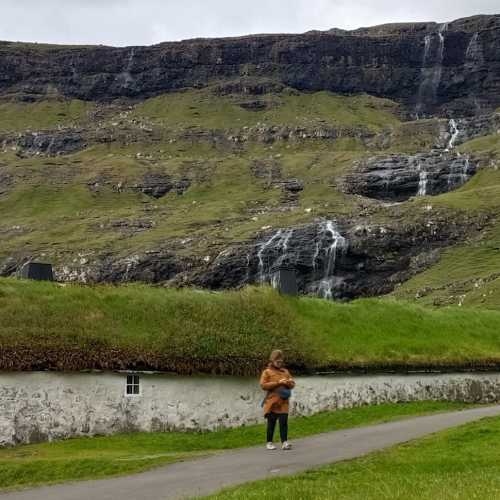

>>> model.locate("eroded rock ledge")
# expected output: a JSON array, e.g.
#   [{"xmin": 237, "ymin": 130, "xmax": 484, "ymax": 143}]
[{"xmin": 339, "ymin": 151, "xmax": 477, "ymax": 201}]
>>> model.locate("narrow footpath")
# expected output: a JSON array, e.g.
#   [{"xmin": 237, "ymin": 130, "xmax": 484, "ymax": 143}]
[{"xmin": 3, "ymin": 405, "xmax": 500, "ymax": 500}]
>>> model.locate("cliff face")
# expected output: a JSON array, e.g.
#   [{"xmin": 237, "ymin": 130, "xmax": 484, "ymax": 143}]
[{"xmin": 1, "ymin": 15, "xmax": 499, "ymax": 116}]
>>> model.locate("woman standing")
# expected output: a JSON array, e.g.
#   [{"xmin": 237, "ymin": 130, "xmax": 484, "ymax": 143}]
[{"xmin": 260, "ymin": 350, "xmax": 295, "ymax": 450}]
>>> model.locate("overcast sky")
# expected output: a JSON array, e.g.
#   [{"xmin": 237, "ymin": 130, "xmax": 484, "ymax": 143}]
[{"xmin": 1, "ymin": 0, "xmax": 498, "ymax": 46}]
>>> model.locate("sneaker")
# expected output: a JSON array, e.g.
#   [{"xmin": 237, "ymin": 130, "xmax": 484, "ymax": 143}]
[
  {"xmin": 266, "ymin": 442, "xmax": 277, "ymax": 450},
  {"xmin": 282, "ymin": 441, "xmax": 292, "ymax": 450}
]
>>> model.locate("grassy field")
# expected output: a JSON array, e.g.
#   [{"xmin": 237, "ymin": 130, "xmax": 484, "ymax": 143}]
[
  {"xmin": 0, "ymin": 402, "xmax": 471, "ymax": 492},
  {"xmin": 132, "ymin": 90, "xmax": 400, "ymax": 130},
  {"xmin": 3, "ymin": 278, "xmax": 500, "ymax": 373},
  {"xmin": 204, "ymin": 414, "xmax": 500, "ymax": 500},
  {"xmin": 0, "ymin": 99, "xmax": 94, "ymax": 132}
]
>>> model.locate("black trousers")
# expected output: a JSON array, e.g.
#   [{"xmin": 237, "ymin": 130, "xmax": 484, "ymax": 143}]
[{"xmin": 266, "ymin": 412, "xmax": 288, "ymax": 442}]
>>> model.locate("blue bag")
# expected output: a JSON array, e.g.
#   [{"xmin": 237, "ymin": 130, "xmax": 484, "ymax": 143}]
[{"xmin": 277, "ymin": 387, "xmax": 292, "ymax": 400}]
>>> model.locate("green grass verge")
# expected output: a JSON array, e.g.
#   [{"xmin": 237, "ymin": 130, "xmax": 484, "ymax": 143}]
[
  {"xmin": 3, "ymin": 279, "xmax": 500, "ymax": 372},
  {"xmin": 0, "ymin": 401, "xmax": 471, "ymax": 492},
  {"xmin": 203, "ymin": 413, "xmax": 500, "ymax": 500}
]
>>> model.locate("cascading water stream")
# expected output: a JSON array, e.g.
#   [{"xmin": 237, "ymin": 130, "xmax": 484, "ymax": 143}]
[
  {"xmin": 313, "ymin": 221, "xmax": 348, "ymax": 300},
  {"xmin": 447, "ymin": 157, "xmax": 470, "ymax": 188},
  {"xmin": 415, "ymin": 35, "xmax": 432, "ymax": 119},
  {"xmin": 446, "ymin": 119, "xmax": 460, "ymax": 151},
  {"xmin": 256, "ymin": 228, "xmax": 294, "ymax": 282},
  {"xmin": 417, "ymin": 163, "xmax": 428, "ymax": 196},
  {"xmin": 466, "ymin": 33, "xmax": 479, "ymax": 60},
  {"xmin": 415, "ymin": 23, "xmax": 447, "ymax": 118},
  {"xmin": 463, "ymin": 158, "xmax": 470, "ymax": 184},
  {"xmin": 442, "ymin": 118, "xmax": 473, "ymax": 188},
  {"xmin": 256, "ymin": 221, "xmax": 349, "ymax": 300},
  {"xmin": 118, "ymin": 48, "xmax": 136, "ymax": 87},
  {"xmin": 431, "ymin": 24, "xmax": 446, "ymax": 90}
]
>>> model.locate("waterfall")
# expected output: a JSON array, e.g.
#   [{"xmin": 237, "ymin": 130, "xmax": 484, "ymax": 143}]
[
  {"xmin": 431, "ymin": 23, "xmax": 446, "ymax": 89},
  {"xmin": 417, "ymin": 164, "xmax": 428, "ymax": 196},
  {"xmin": 447, "ymin": 157, "xmax": 470, "ymax": 188},
  {"xmin": 465, "ymin": 32, "xmax": 484, "ymax": 68},
  {"xmin": 446, "ymin": 119, "xmax": 460, "ymax": 151},
  {"xmin": 255, "ymin": 221, "xmax": 348, "ymax": 300},
  {"xmin": 463, "ymin": 158, "xmax": 470, "ymax": 184},
  {"xmin": 256, "ymin": 228, "xmax": 294, "ymax": 282},
  {"xmin": 466, "ymin": 33, "xmax": 479, "ymax": 60},
  {"xmin": 313, "ymin": 221, "xmax": 348, "ymax": 300},
  {"xmin": 444, "ymin": 119, "xmax": 472, "ymax": 189},
  {"xmin": 438, "ymin": 23, "xmax": 447, "ymax": 54},
  {"xmin": 415, "ymin": 35, "xmax": 432, "ymax": 119},
  {"xmin": 118, "ymin": 48, "xmax": 136, "ymax": 87},
  {"xmin": 415, "ymin": 24, "xmax": 447, "ymax": 118}
]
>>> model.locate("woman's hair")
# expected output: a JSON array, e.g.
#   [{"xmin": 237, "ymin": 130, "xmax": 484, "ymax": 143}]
[{"xmin": 269, "ymin": 349, "xmax": 284, "ymax": 362}]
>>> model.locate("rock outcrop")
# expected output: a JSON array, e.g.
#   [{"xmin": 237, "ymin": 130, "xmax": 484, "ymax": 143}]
[
  {"xmin": 339, "ymin": 151, "xmax": 477, "ymax": 201},
  {"xmin": 11, "ymin": 130, "xmax": 85, "ymax": 156},
  {"xmin": 191, "ymin": 214, "xmax": 487, "ymax": 299},
  {"xmin": 0, "ymin": 166, "xmax": 12, "ymax": 195},
  {"xmin": 131, "ymin": 173, "xmax": 191, "ymax": 198},
  {"xmin": 55, "ymin": 251, "xmax": 192, "ymax": 284},
  {"xmin": 1, "ymin": 15, "xmax": 499, "ymax": 116}
]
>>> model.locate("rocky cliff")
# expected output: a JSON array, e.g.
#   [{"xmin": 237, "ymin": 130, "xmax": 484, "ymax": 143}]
[{"xmin": 1, "ymin": 15, "xmax": 499, "ymax": 117}]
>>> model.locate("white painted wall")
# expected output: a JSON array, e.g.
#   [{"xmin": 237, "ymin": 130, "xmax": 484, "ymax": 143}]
[{"xmin": 2, "ymin": 371, "xmax": 500, "ymax": 446}]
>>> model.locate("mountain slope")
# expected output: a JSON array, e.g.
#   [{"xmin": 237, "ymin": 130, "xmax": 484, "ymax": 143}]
[{"xmin": 0, "ymin": 15, "xmax": 499, "ymax": 304}]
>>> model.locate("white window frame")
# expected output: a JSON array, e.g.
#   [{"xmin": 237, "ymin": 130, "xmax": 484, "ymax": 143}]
[{"xmin": 125, "ymin": 374, "xmax": 141, "ymax": 396}]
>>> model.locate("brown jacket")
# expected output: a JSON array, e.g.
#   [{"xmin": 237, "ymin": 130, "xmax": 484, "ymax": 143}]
[{"xmin": 260, "ymin": 365, "xmax": 295, "ymax": 415}]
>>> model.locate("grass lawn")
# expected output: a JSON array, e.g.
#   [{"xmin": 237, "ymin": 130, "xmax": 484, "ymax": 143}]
[
  {"xmin": 204, "ymin": 414, "xmax": 500, "ymax": 500},
  {"xmin": 0, "ymin": 279, "xmax": 500, "ymax": 375},
  {"xmin": 4, "ymin": 279, "xmax": 500, "ymax": 373},
  {"xmin": 0, "ymin": 401, "xmax": 472, "ymax": 492}
]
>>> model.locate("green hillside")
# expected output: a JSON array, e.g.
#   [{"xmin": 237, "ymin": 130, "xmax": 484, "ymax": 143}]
[
  {"xmin": 0, "ymin": 89, "xmax": 439, "ymax": 264},
  {"xmin": 0, "ymin": 86, "xmax": 499, "ymax": 307}
]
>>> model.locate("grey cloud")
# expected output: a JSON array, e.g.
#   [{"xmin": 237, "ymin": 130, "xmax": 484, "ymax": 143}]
[{"xmin": 0, "ymin": 0, "xmax": 498, "ymax": 46}]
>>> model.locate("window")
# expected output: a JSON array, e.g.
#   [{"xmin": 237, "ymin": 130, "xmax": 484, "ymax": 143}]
[{"xmin": 126, "ymin": 374, "xmax": 140, "ymax": 395}]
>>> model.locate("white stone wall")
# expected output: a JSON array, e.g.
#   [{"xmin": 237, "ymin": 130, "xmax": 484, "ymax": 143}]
[{"xmin": 2, "ymin": 371, "xmax": 500, "ymax": 446}]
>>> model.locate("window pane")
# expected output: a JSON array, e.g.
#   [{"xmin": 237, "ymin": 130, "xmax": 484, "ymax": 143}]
[{"xmin": 126, "ymin": 374, "xmax": 140, "ymax": 395}]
